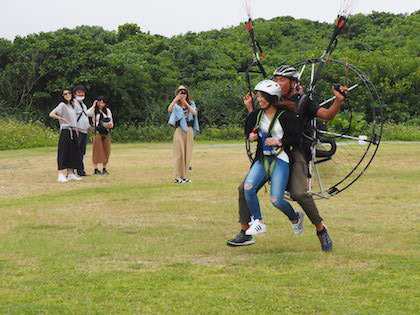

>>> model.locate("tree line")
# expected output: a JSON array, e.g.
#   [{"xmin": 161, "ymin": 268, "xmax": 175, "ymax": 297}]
[{"xmin": 0, "ymin": 11, "xmax": 418, "ymax": 129}]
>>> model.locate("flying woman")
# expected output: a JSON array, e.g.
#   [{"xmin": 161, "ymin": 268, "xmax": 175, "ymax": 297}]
[
  {"xmin": 241, "ymin": 80, "xmax": 304, "ymax": 236},
  {"xmin": 168, "ymin": 85, "xmax": 199, "ymax": 183},
  {"xmin": 49, "ymin": 89, "xmax": 82, "ymax": 182}
]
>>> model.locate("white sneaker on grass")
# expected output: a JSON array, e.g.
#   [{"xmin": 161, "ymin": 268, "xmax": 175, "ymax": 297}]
[
  {"xmin": 174, "ymin": 178, "xmax": 186, "ymax": 184},
  {"xmin": 67, "ymin": 173, "xmax": 82, "ymax": 181},
  {"xmin": 291, "ymin": 211, "xmax": 304, "ymax": 235},
  {"xmin": 57, "ymin": 174, "xmax": 68, "ymax": 183},
  {"xmin": 245, "ymin": 219, "xmax": 266, "ymax": 236}
]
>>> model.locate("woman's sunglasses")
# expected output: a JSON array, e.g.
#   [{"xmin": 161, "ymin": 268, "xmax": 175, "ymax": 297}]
[{"xmin": 63, "ymin": 92, "xmax": 72, "ymax": 96}]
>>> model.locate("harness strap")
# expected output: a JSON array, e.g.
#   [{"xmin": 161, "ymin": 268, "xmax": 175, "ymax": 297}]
[
  {"xmin": 257, "ymin": 109, "xmax": 286, "ymax": 180},
  {"xmin": 263, "ymin": 156, "xmax": 277, "ymax": 180},
  {"xmin": 76, "ymin": 102, "xmax": 87, "ymax": 122}
]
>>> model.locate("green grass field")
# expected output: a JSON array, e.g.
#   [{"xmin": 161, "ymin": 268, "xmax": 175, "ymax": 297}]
[{"xmin": 0, "ymin": 142, "xmax": 419, "ymax": 313}]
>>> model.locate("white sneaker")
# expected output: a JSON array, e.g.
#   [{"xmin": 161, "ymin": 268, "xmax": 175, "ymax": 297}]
[
  {"xmin": 57, "ymin": 174, "xmax": 68, "ymax": 183},
  {"xmin": 291, "ymin": 211, "xmax": 304, "ymax": 235},
  {"xmin": 174, "ymin": 178, "xmax": 186, "ymax": 184},
  {"xmin": 67, "ymin": 173, "xmax": 82, "ymax": 181},
  {"xmin": 245, "ymin": 219, "xmax": 266, "ymax": 236}
]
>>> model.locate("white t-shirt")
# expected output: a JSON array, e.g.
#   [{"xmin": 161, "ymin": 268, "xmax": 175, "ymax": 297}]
[
  {"xmin": 73, "ymin": 100, "xmax": 91, "ymax": 134},
  {"xmin": 52, "ymin": 102, "xmax": 77, "ymax": 130},
  {"xmin": 258, "ymin": 112, "xmax": 289, "ymax": 163},
  {"xmin": 87, "ymin": 107, "xmax": 113, "ymax": 127}
]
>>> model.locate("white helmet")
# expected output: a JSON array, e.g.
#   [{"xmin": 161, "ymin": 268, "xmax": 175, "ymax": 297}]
[
  {"xmin": 254, "ymin": 80, "xmax": 281, "ymax": 99},
  {"xmin": 273, "ymin": 65, "xmax": 299, "ymax": 80}
]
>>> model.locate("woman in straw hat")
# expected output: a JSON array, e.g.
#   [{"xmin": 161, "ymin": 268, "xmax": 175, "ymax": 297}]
[{"xmin": 168, "ymin": 85, "xmax": 199, "ymax": 183}]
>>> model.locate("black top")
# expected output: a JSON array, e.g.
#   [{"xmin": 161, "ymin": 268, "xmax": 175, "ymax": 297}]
[
  {"xmin": 244, "ymin": 108, "xmax": 301, "ymax": 163},
  {"xmin": 296, "ymin": 94, "xmax": 322, "ymax": 161},
  {"xmin": 297, "ymin": 94, "xmax": 319, "ymax": 121}
]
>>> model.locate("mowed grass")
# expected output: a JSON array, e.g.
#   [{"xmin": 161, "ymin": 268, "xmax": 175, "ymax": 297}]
[{"xmin": 0, "ymin": 142, "xmax": 419, "ymax": 314}]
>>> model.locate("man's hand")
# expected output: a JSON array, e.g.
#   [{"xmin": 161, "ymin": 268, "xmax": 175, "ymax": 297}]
[
  {"xmin": 248, "ymin": 132, "xmax": 258, "ymax": 141},
  {"xmin": 332, "ymin": 85, "xmax": 349, "ymax": 102},
  {"xmin": 243, "ymin": 92, "xmax": 254, "ymax": 113}
]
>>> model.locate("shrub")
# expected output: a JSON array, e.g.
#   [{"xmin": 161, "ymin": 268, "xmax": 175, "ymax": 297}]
[
  {"xmin": 381, "ymin": 123, "xmax": 420, "ymax": 141},
  {"xmin": 111, "ymin": 124, "xmax": 174, "ymax": 143},
  {"xmin": 0, "ymin": 119, "xmax": 58, "ymax": 150}
]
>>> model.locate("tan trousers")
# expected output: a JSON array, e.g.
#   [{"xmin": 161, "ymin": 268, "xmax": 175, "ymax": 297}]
[
  {"xmin": 173, "ymin": 126, "xmax": 193, "ymax": 179},
  {"xmin": 92, "ymin": 134, "xmax": 111, "ymax": 165}
]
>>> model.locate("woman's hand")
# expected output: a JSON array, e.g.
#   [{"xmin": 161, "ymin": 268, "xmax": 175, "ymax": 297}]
[
  {"xmin": 179, "ymin": 94, "xmax": 187, "ymax": 103},
  {"xmin": 181, "ymin": 97, "xmax": 189, "ymax": 105},
  {"xmin": 248, "ymin": 132, "xmax": 258, "ymax": 141},
  {"xmin": 243, "ymin": 92, "xmax": 254, "ymax": 113},
  {"xmin": 59, "ymin": 117, "xmax": 69, "ymax": 124},
  {"xmin": 265, "ymin": 137, "xmax": 281, "ymax": 147},
  {"xmin": 173, "ymin": 94, "xmax": 181, "ymax": 103},
  {"xmin": 175, "ymin": 93, "xmax": 186, "ymax": 102}
]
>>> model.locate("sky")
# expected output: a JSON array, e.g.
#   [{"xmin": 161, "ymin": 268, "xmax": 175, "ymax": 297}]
[{"xmin": 0, "ymin": 0, "xmax": 418, "ymax": 40}]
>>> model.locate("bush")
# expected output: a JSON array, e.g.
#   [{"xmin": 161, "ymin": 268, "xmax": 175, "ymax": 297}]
[
  {"xmin": 111, "ymin": 124, "xmax": 174, "ymax": 143},
  {"xmin": 381, "ymin": 123, "xmax": 420, "ymax": 141},
  {"xmin": 0, "ymin": 119, "xmax": 58, "ymax": 150},
  {"xmin": 1, "ymin": 119, "xmax": 418, "ymax": 151},
  {"xmin": 196, "ymin": 125, "xmax": 243, "ymax": 141},
  {"xmin": 328, "ymin": 110, "xmax": 368, "ymax": 136},
  {"xmin": 111, "ymin": 124, "xmax": 244, "ymax": 143}
]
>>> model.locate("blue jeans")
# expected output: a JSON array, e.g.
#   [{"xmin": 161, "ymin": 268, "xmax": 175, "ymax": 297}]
[
  {"xmin": 244, "ymin": 157, "xmax": 298, "ymax": 222},
  {"xmin": 77, "ymin": 132, "xmax": 88, "ymax": 175}
]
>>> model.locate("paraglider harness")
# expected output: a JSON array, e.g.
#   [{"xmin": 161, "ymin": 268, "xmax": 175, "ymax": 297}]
[
  {"xmin": 251, "ymin": 108, "xmax": 286, "ymax": 181},
  {"xmin": 297, "ymin": 95, "xmax": 337, "ymax": 164}
]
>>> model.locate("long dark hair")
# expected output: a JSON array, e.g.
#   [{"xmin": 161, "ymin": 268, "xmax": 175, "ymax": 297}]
[
  {"xmin": 94, "ymin": 96, "xmax": 108, "ymax": 116},
  {"xmin": 260, "ymin": 91, "xmax": 278, "ymax": 107},
  {"xmin": 184, "ymin": 91, "xmax": 192, "ymax": 105},
  {"xmin": 61, "ymin": 89, "xmax": 74, "ymax": 106}
]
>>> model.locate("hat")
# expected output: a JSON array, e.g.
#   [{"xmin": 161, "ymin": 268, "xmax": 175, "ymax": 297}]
[{"xmin": 175, "ymin": 85, "xmax": 189, "ymax": 96}]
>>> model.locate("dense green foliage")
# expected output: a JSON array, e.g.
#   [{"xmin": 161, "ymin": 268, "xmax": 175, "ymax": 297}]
[
  {"xmin": 0, "ymin": 12, "xmax": 418, "ymax": 130},
  {"xmin": 1, "ymin": 119, "xmax": 417, "ymax": 151},
  {"xmin": 0, "ymin": 119, "xmax": 57, "ymax": 150}
]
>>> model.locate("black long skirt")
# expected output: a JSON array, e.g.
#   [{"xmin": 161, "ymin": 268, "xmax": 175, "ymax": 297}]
[{"xmin": 57, "ymin": 129, "xmax": 81, "ymax": 170}]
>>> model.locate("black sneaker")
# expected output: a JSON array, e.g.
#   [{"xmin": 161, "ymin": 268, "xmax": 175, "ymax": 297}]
[
  {"xmin": 102, "ymin": 169, "xmax": 109, "ymax": 175},
  {"xmin": 317, "ymin": 227, "xmax": 333, "ymax": 252},
  {"xmin": 94, "ymin": 169, "xmax": 102, "ymax": 175},
  {"xmin": 226, "ymin": 230, "xmax": 256, "ymax": 247}
]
